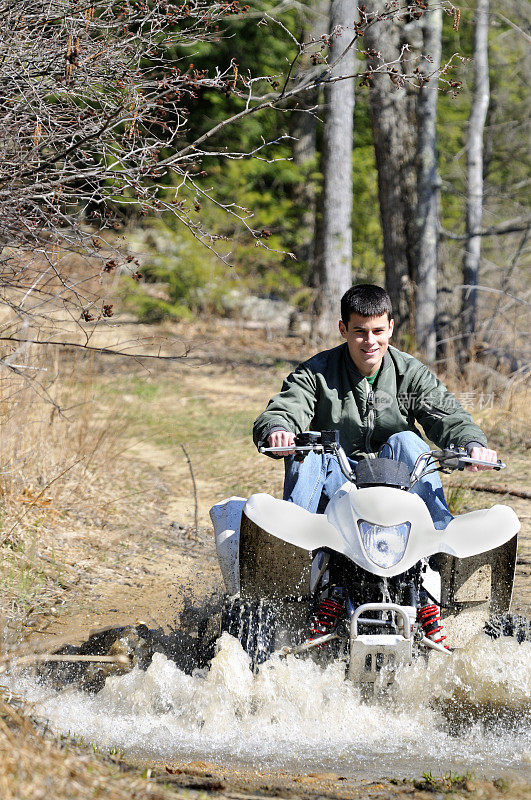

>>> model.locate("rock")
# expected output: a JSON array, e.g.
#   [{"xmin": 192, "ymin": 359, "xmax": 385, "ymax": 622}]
[
  {"xmin": 240, "ymin": 295, "xmax": 295, "ymax": 327},
  {"xmin": 35, "ymin": 624, "xmax": 161, "ymax": 693},
  {"xmin": 219, "ymin": 289, "xmax": 245, "ymax": 315},
  {"xmin": 220, "ymin": 291, "xmax": 296, "ymax": 332}
]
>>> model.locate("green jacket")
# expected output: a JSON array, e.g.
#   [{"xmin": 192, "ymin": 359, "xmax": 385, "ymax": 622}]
[{"xmin": 253, "ymin": 344, "xmax": 487, "ymax": 460}]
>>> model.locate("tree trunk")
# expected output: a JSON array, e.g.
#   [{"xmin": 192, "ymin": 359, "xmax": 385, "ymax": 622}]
[
  {"xmin": 462, "ymin": 0, "xmax": 490, "ymax": 352},
  {"xmin": 364, "ymin": 4, "xmax": 419, "ymax": 335},
  {"xmin": 312, "ymin": 0, "xmax": 355, "ymax": 341},
  {"xmin": 291, "ymin": 0, "xmax": 329, "ymax": 269},
  {"xmin": 415, "ymin": 2, "xmax": 442, "ymax": 363}
]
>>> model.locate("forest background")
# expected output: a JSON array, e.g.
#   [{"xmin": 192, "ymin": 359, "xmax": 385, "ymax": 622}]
[
  {"xmin": 117, "ymin": 0, "xmax": 528, "ymax": 369},
  {"xmin": 116, "ymin": 0, "xmax": 529, "ymax": 367},
  {"xmin": 0, "ymin": 0, "xmax": 528, "ymax": 371}
]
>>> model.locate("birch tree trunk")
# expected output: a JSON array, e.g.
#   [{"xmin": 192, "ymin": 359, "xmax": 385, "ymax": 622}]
[
  {"xmin": 462, "ymin": 0, "xmax": 490, "ymax": 352},
  {"xmin": 364, "ymin": 4, "xmax": 418, "ymax": 334},
  {"xmin": 415, "ymin": 2, "xmax": 442, "ymax": 363},
  {"xmin": 291, "ymin": 0, "xmax": 329, "ymax": 269},
  {"xmin": 312, "ymin": 0, "xmax": 355, "ymax": 341}
]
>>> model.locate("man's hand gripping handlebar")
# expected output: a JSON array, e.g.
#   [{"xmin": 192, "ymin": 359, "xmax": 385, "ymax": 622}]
[
  {"xmin": 409, "ymin": 446, "xmax": 506, "ymax": 486},
  {"xmin": 260, "ymin": 430, "xmax": 340, "ymax": 456},
  {"xmin": 260, "ymin": 431, "xmax": 355, "ymax": 480},
  {"xmin": 264, "ymin": 429, "xmax": 296, "ymax": 456}
]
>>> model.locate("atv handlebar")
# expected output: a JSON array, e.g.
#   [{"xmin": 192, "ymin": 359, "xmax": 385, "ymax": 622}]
[
  {"xmin": 435, "ymin": 449, "xmax": 505, "ymax": 470},
  {"xmin": 259, "ymin": 445, "xmax": 323, "ymax": 453},
  {"xmin": 260, "ymin": 435, "xmax": 356, "ymax": 482},
  {"xmin": 259, "ymin": 431, "xmax": 505, "ymax": 486},
  {"xmin": 410, "ymin": 448, "xmax": 505, "ymax": 484}
]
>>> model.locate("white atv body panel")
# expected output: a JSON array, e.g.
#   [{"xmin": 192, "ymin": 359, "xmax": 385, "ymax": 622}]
[
  {"xmin": 243, "ymin": 486, "xmax": 520, "ymax": 578},
  {"xmin": 244, "ymin": 493, "xmax": 344, "ymax": 551},
  {"xmin": 210, "ymin": 497, "xmax": 246, "ymax": 595}
]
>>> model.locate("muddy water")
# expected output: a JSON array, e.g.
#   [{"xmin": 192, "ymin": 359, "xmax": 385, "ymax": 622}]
[{"xmin": 5, "ymin": 631, "xmax": 530, "ymax": 780}]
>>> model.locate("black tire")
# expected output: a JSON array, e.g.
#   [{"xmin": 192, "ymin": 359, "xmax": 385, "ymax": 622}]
[
  {"xmin": 484, "ymin": 613, "xmax": 531, "ymax": 644},
  {"xmin": 221, "ymin": 596, "xmax": 277, "ymax": 669}
]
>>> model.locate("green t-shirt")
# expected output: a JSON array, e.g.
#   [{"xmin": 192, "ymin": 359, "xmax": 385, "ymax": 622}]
[{"xmin": 366, "ymin": 368, "xmax": 380, "ymax": 386}]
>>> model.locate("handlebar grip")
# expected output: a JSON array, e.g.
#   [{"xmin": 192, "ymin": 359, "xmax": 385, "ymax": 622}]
[
  {"xmin": 259, "ymin": 445, "xmax": 317, "ymax": 453},
  {"xmin": 459, "ymin": 456, "xmax": 506, "ymax": 470}
]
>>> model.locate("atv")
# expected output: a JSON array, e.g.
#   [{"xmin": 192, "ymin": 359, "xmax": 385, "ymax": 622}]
[{"xmin": 203, "ymin": 431, "xmax": 522, "ymax": 691}]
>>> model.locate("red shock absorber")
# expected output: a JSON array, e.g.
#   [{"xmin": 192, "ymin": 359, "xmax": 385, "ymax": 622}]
[
  {"xmin": 308, "ymin": 597, "xmax": 344, "ymax": 641},
  {"xmin": 417, "ymin": 604, "xmax": 448, "ymax": 648}
]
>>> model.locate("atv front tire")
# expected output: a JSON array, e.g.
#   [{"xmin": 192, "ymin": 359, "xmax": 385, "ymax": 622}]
[
  {"xmin": 196, "ymin": 613, "xmax": 222, "ymax": 668},
  {"xmin": 221, "ymin": 596, "xmax": 277, "ymax": 669}
]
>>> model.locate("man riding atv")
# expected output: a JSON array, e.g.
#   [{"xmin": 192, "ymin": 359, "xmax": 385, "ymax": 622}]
[{"xmin": 253, "ymin": 284, "xmax": 500, "ymax": 642}]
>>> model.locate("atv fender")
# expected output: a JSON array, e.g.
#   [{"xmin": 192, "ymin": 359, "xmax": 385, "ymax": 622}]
[
  {"xmin": 244, "ymin": 493, "xmax": 344, "ymax": 552},
  {"xmin": 439, "ymin": 534, "xmax": 518, "ymax": 615},
  {"xmin": 210, "ymin": 496, "xmax": 246, "ymax": 595},
  {"xmin": 210, "ymin": 495, "xmax": 314, "ymax": 602},
  {"xmin": 239, "ymin": 505, "xmax": 312, "ymax": 601},
  {"xmin": 437, "ymin": 505, "xmax": 519, "ymax": 615},
  {"xmin": 439, "ymin": 505, "xmax": 519, "ymax": 559}
]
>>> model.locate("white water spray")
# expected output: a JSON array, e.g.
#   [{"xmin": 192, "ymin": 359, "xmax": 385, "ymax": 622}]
[{"xmin": 5, "ymin": 632, "xmax": 530, "ymax": 779}]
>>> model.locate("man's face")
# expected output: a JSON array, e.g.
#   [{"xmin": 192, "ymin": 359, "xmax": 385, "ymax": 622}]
[{"xmin": 339, "ymin": 312, "xmax": 394, "ymax": 376}]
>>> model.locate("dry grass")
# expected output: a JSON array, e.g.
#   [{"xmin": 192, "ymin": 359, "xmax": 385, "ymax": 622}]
[
  {"xmin": 439, "ymin": 356, "xmax": 530, "ymax": 453},
  {"xmin": 0, "ymin": 344, "xmax": 159, "ymax": 631},
  {"xmin": 471, "ymin": 384, "xmax": 530, "ymax": 453},
  {"xmin": 0, "ymin": 696, "xmax": 183, "ymax": 800}
]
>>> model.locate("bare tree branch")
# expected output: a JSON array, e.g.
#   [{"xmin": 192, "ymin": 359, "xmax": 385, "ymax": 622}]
[
  {"xmin": 440, "ymin": 218, "xmax": 531, "ymax": 240},
  {"xmin": 0, "ymin": 0, "xmax": 459, "ymax": 368},
  {"xmin": 0, "ymin": 336, "xmax": 190, "ymax": 359}
]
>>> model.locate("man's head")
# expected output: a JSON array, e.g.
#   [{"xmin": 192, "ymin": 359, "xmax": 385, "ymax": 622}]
[
  {"xmin": 340, "ymin": 284, "xmax": 393, "ymax": 325},
  {"xmin": 339, "ymin": 284, "xmax": 394, "ymax": 376}
]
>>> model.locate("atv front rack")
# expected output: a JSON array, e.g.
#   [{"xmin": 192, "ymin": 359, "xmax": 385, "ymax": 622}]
[
  {"xmin": 349, "ymin": 603, "xmax": 414, "ymax": 685},
  {"xmin": 276, "ymin": 601, "xmax": 451, "ymax": 681}
]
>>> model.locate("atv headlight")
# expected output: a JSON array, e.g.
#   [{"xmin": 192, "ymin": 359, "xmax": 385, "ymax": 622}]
[{"xmin": 358, "ymin": 520, "xmax": 411, "ymax": 569}]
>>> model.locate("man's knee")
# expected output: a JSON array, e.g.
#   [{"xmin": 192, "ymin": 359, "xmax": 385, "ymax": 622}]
[
  {"xmin": 283, "ymin": 451, "xmax": 327, "ymax": 506},
  {"xmin": 386, "ymin": 430, "xmax": 427, "ymax": 452},
  {"xmin": 387, "ymin": 430, "xmax": 423, "ymax": 444},
  {"xmin": 383, "ymin": 431, "xmax": 429, "ymax": 468}
]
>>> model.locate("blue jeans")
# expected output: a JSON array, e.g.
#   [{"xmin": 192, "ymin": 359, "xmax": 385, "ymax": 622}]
[{"xmin": 283, "ymin": 431, "xmax": 452, "ymax": 530}]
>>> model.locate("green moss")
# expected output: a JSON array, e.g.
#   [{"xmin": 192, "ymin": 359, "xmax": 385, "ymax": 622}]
[{"xmin": 414, "ymin": 771, "xmax": 476, "ymax": 793}]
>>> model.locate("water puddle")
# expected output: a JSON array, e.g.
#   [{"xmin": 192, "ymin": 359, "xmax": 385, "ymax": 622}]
[{"xmin": 3, "ymin": 631, "xmax": 530, "ymax": 780}]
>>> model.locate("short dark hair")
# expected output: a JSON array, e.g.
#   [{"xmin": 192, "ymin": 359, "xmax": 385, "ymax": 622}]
[{"xmin": 341, "ymin": 284, "xmax": 393, "ymax": 325}]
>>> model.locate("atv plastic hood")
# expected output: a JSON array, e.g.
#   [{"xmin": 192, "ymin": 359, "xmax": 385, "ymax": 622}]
[
  {"xmin": 244, "ymin": 493, "xmax": 344, "ymax": 551},
  {"xmin": 244, "ymin": 487, "xmax": 520, "ymax": 578}
]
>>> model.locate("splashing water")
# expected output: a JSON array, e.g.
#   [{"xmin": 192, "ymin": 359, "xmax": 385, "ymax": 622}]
[{"xmin": 5, "ymin": 632, "xmax": 531, "ymax": 779}]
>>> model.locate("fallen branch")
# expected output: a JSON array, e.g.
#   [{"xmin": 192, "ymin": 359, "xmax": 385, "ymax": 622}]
[
  {"xmin": 0, "ymin": 336, "xmax": 190, "ymax": 360},
  {"xmin": 0, "ymin": 653, "xmax": 130, "ymax": 674},
  {"xmin": 447, "ymin": 483, "xmax": 531, "ymax": 500}
]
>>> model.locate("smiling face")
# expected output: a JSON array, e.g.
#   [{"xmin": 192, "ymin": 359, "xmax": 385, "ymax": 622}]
[{"xmin": 339, "ymin": 312, "xmax": 394, "ymax": 376}]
